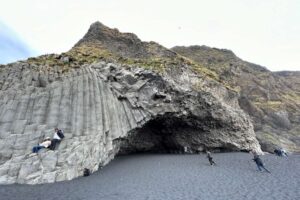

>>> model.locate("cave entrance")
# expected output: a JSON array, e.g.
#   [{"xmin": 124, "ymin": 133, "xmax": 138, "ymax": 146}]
[{"xmin": 116, "ymin": 114, "xmax": 209, "ymax": 155}]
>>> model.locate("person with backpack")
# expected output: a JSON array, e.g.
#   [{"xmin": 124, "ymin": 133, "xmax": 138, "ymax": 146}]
[
  {"xmin": 49, "ymin": 128, "xmax": 64, "ymax": 150},
  {"xmin": 83, "ymin": 168, "xmax": 90, "ymax": 177}
]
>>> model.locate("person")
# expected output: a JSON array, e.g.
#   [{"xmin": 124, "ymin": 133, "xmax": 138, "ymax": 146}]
[
  {"xmin": 32, "ymin": 137, "xmax": 52, "ymax": 153},
  {"xmin": 274, "ymin": 148, "xmax": 281, "ymax": 156},
  {"xmin": 206, "ymin": 151, "xmax": 216, "ymax": 166},
  {"xmin": 252, "ymin": 154, "xmax": 271, "ymax": 173},
  {"xmin": 49, "ymin": 128, "xmax": 64, "ymax": 150},
  {"xmin": 274, "ymin": 148, "xmax": 288, "ymax": 157},
  {"xmin": 280, "ymin": 148, "xmax": 288, "ymax": 157}
]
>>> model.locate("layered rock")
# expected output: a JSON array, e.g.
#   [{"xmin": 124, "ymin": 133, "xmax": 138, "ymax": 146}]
[
  {"xmin": 172, "ymin": 45, "xmax": 300, "ymax": 152},
  {"xmin": 0, "ymin": 22, "xmax": 261, "ymax": 184}
]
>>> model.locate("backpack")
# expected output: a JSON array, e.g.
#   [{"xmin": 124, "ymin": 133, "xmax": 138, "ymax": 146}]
[
  {"xmin": 83, "ymin": 168, "xmax": 90, "ymax": 177},
  {"xmin": 57, "ymin": 130, "xmax": 65, "ymax": 139}
]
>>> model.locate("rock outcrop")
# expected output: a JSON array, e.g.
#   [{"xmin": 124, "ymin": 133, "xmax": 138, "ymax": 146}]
[
  {"xmin": 172, "ymin": 45, "xmax": 300, "ymax": 152},
  {"xmin": 75, "ymin": 22, "xmax": 177, "ymax": 59},
  {"xmin": 0, "ymin": 22, "xmax": 261, "ymax": 184}
]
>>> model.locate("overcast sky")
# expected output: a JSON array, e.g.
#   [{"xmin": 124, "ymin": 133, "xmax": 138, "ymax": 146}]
[{"xmin": 0, "ymin": 0, "xmax": 299, "ymax": 71}]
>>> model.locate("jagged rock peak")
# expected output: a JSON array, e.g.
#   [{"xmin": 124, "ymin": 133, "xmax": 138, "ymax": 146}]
[
  {"xmin": 75, "ymin": 21, "xmax": 141, "ymax": 46},
  {"xmin": 74, "ymin": 21, "xmax": 176, "ymax": 59}
]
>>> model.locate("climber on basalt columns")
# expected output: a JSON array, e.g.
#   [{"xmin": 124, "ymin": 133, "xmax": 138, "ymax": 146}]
[
  {"xmin": 32, "ymin": 137, "xmax": 52, "ymax": 153},
  {"xmin": 49, "ymin": 128, "xmax": 64, "ymax": 150}
]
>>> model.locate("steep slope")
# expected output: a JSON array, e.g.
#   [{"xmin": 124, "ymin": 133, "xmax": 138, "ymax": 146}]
[
  {"xmin": 0, "ymin": 22, "xmax": 261, "ymax": 184},
  {"xmin": 75, "ymin": 21, "xmax": 177, "ymax": 59},
  {"xmin": 172, "ymin": 45, "xmax": 300, "ymax": 152}
]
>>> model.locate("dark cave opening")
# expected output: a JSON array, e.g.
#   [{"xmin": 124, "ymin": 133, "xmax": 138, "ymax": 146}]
[
  {"xmin": 117, "ymin": 117, "xmax": 184, "ymax": 155},
  {"xmin": 115, "ymin": 114, "xmax": 234, "ymax": 155}
]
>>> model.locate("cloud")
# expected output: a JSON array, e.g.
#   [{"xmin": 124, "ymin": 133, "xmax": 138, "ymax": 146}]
[
  {"xmin": 0, "ymin": 21, "xmax": 36, "ymax": 64},
  {"xmin": 0, "ymin": 1, "xmax": 299, "ymax": 70}
]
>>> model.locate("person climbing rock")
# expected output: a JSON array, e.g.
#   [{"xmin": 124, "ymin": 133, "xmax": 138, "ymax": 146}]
[
  {"xmin": 49, "ymin": 128, "xmax": 64, "ymax": 150},
  {"xmin": 252, "ymin": 154, "xmax": 271, "ymax": 173},
  {"xmin": 32, "ymin": 137, "xmax": 52, "ymax": 153},
  {"xmin": 206, "ymin": 151, "xmax": 216, "ymax": 166}
]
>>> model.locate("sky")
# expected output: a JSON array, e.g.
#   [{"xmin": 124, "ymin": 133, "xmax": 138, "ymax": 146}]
[
  {"xmin": 0, "ymin": 22, "xmax": 36, "ymax": 63},
  {"xmin": 0, "ymin": 0, "xmax": 299, "ymax": 71}
]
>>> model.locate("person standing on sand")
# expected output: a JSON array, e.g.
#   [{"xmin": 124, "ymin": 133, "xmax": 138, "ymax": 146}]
[
  {"xmin": 252, "ymin": 153, "xmax": 271, "ymax": 173},
  {"xmin": 206, "ymin": 151, "xmax": 216, "ymax": 166}
]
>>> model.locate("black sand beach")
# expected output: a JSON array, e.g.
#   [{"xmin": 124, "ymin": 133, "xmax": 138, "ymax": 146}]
[{"xmin": 0, "ymin": 153, "xmax": 299, "ymax": 200}]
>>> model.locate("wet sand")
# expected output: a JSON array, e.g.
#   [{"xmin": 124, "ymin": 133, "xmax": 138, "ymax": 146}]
[{"xmin": 0, "ymin": 153, "xmax": 299, "ymax": 200}]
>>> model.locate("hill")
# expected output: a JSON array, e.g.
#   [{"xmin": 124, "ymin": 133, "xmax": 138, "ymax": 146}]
[{"xmin": 172, "ymin": 45, "xmax": 300, "ymax": 152}]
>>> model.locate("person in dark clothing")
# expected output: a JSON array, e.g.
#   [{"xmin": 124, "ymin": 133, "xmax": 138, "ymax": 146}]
[
  {"xmin": 252, "ymin": 154, "xmax": 271, "ymax": 173},
  {"xmin": 83, "ymin": 168, "xmax": 90, "ymax": 177},
  {"xmin": 49, "ymin": 128, "xmax": 64, "ymax": 150},
  {"xmin": 274, "ymin": 149, "xmax": 281, "ymax": 156},
  {"xmin": 274, "ymin": 148, "xmax": 288, "ymax": 157},
  {"xmin": 206, "ymin": 151, "xmax": 216, "ymax": 166}
]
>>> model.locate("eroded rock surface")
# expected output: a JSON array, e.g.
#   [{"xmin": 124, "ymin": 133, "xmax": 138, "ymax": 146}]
[
  {"xmin": 0, "ymin": 22, "xmax": 261, "ymax": 184},
  {"xmin": 172, "ymin": 45, "xmax": 300, "ymax": 152},
  {"xmin": 0, "ymin": 60, "xmax": 261, "ymax": 184}
]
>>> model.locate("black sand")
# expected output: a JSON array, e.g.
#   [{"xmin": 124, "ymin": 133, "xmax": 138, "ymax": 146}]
[{"xmin": 0, "ymin": 153, "xmax": 299, "ymax": 200}]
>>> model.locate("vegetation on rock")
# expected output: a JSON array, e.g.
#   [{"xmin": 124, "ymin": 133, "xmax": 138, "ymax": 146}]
[{"xmin": 172, "ymin": 45, "xmax": 300, "ymax": 152}]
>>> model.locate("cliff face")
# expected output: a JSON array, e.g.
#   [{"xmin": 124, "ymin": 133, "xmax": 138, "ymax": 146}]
[
  {"xmin": 172, "ymin": 46, "xmax": 300, "ymax": 152},
  {"xmin": 75, "ymin": 22, "xmax": 177, "ymax": 59},
  {"xmin": 0, "ymin": 22, "xmax": 261, "ymax": 184}
]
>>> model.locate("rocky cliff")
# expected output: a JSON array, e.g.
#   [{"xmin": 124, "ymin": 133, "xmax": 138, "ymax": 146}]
[
  {"xmin": 0, "ymin": 22, "xmax": 261, "ymax": 184},
  {"xmin": 172, "ymin": 45, "xmax": 300, "ymax": 152}
]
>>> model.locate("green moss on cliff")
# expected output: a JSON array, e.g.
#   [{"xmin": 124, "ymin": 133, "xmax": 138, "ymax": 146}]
[
  {"xmin": 260, "ymin": 132, "xmax": 280, "ymax": 145},
  {"xmin": 283, "ymin": 93, "xmax": 300, "ymax": 104},
  {"xmin": 27, "ymin": 43, "xmax": 114, "ymax": 71},
  {"xmin": 26, "ymin": 44, "xmax": 220, "ymax": 84},
  {"xmin": 254, "ymin": 101, "xmax": 283, "ymax": 111},
  {"xmin": 121, "ymin": 57, "xmax": 167, "ymax": 73}
]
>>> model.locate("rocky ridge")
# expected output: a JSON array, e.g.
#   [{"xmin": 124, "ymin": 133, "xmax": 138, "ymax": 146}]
[
  {"xmin": 172, "ymin": 45, "xmax": 300, "ymax": 152},
  {"xmin": 75, "ymin": 22, "xmax": 177, "ymax": 59},
  {"xmin": 0, "ymin": 22, "xmax": 261, "ymax": 184}
]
